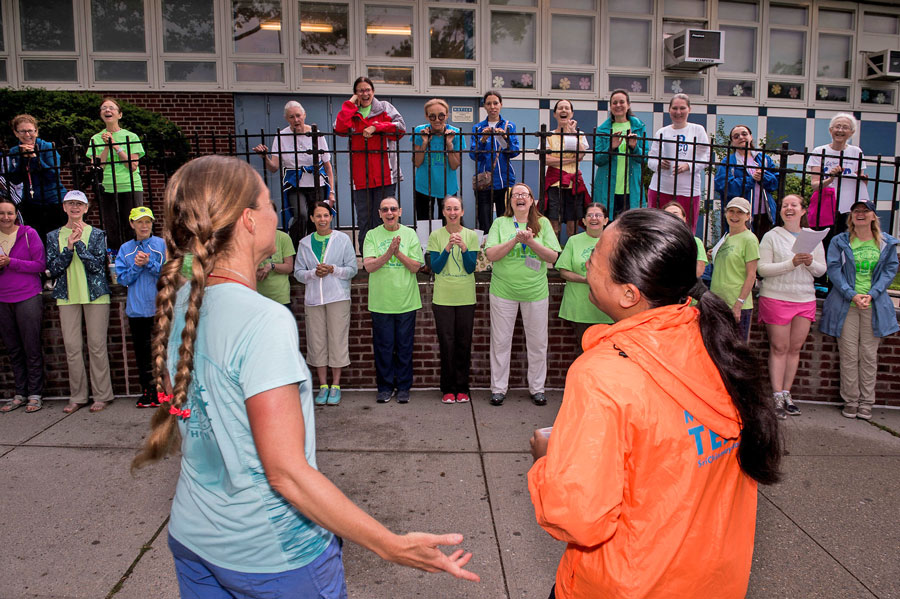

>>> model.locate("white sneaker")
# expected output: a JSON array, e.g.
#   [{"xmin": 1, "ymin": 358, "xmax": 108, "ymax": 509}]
[{"xmin": 773, "ymin": 392, "xmax": 787, "ymax": 420}]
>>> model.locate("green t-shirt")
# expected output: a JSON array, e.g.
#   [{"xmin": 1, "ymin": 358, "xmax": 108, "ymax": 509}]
[
  {"xmin": 485, "ymin": 216, "xmax": 562, "ymax": 302},
  {"xmin": 363, "ymin": 224, "xmax": 424, "ymax": 314},
  {"xmin": 311, "ymin": 232, "xmax": 330, "ymax": 263},
  {"xmin": 710, "ymin": 229, "xmax": 759, "ymax": 310},
  {"xmin": 427, "ymin": 227, "xmax": 478, "ymax": 306},
  {"xmin": 556, "ymin": 232, "xmax": 613, "ymax": 324},
  {"xmin": 695, "ymin": 237, "xmax": 708, "ymax": 264},
  {"xmin": 86, "ymin": 129, "xmax": 145, "ymax": 192},
  {"xmin": 851, "ymin": 238, "xmax": 879, "ymax": 295},
  {"xmin": 256, "ymin": 230, "xmax": 296, "ymax": 305},
  {"xmin": 612, "ymin": 121, "xmax": 630, "ymax": 196},
  {"xmin": 358, "ymin": 104, "xmax": 372, "ymax": 119},
  {"xmin": 57, "ymin": 225, "xmax": 110, "ymax": 306}
]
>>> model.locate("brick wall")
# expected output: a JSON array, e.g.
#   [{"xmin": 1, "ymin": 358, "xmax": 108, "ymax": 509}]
[{"xmin": 2, "ymin": 274, "xmax": 899, "ymax": 406}]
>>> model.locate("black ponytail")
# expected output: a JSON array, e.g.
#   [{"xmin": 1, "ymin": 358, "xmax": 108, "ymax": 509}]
[{"xmin": 608, "ymin": 209, "xmax": 782, "ymax": 485}]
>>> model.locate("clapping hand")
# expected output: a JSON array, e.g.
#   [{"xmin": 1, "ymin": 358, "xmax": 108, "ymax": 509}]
[
  {"xmin": 67, "ymin": 222, "xmax": 84, "ymax": 250},
  {"xmin": 562, "ymin": 119, "xmax": 578, "ymax": 134},
  {"xmin": 134, "ymin": 250, "xmax": 149, "ymax": 267},
  {"xmin": 389, "ymin": 236, "xmax": 402, "ymax": 255},
  {"xmin": 514, "ymin": 228, "xmax": 534, "ymax": 246},
  {"xmin": 315, "ymin": 263, "xmax": 334, "ymax": 278},
  {"xmin": 101, "ymin": 131, "xmax": 113, "ymax": 144}
]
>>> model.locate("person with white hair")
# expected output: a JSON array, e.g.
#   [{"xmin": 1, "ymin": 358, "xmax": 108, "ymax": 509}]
[
  {"xmin": 254, "ymin": 101, "xmax": 336, "ymax": 246},
  {"xmin": 806, "ymin": 113, "xmax": 868, "ymax": 236}
]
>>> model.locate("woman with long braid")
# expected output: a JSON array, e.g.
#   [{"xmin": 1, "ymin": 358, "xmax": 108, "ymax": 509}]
[{"xmin": 132, "ymin": 156, "xmax": 478, "ymax": 597}]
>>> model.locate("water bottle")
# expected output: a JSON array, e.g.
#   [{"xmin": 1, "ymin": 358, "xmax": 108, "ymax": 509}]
[{"xmin": 107, "ymin": 248, "xmax": 117, "ymax": 285}]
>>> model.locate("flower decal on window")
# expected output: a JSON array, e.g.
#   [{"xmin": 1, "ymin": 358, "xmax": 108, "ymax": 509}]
[
  {"xmin": 630, "ymin": 80, "xmax": 643, "ymax": 93},
  {"xmin": 670, "ymin": 79, "xmax": 683, "ymax": 94},
  {"xmin": 771, "ymin": 84, "xmax": 782, "ymax": 96},
  {"xmin": 559, "ymin": 77, "xmax": 571, "ymax": 90},
  {"xmin": 788, "ymin": 86, "xmax": 799, "ymax": 99},
  {"xmin": 520, "ymin": 73, "xmax": 533, "ymax": 87},
  {"xmin": 818, "ymin": 86, "xmax": 829, "ymax": 99},
  {"xmin": 579, "ymin": 77, "xmax": 591, "ymax": 90},
  {"xmin": 861, "ymin": 89, "xmax": 870, "ymax": 102},
  {"xmin": 493, "ymin": 76, "xmax": 505, "ymax": 88},
  {"xmin": 876, "ymin": 92, "xmax": 887, "ymax": 104},
  {"xmin": 732, "ymin": 84, "xmax": 744, "ymax": 97}
]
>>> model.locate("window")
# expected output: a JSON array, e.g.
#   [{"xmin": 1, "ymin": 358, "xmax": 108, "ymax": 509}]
[
  {"xmin": 551, "ymin": 15, "xmax": 593, "ymax": 66},
  {"xmin": 365, "ymin": 5, "xmax": 413, "ymax": 59},
  {"xmin": 160, "ymin": 0, "xmax": 220, "ymax": 86},
  {"xmin": 607, "ymin": 0, "xmax": 650, "ymax": 13},
  {"xmin": 816, "ymin": 33, "xmax": 850, "ymax": 79},
  {"xmin": 491, "ymin": 11, "xmax": 536, "ymax": 63},
  {"xmin": 17, "ymin": 0, "xmax": 79, "ymax": 83},
  {"xmin": 609, "ymin": 19, "xmax": 650, "ymax": 68},
  {"xmin": 89, "ymin": 0, "xmax": 150, "ymax": 84},
  {"xmin": 767, "ymin": 5, "xmax": 807, "ymax": 78},
  {"xmin": 231, "ymin": 0, "xmax": 285, "ymax": 85},
  {"xmin": 863, "ymin": 12, "xmax": 899, "ymax": 36},
  {"xmin": 813, "ymin": 6, "xmax": 854, "ymax": 106},
  {"xmin": 664, "ymin": 0, "xmax": 706, "ymax": 19},
  {"xmin": 546, "ymin": 0, "xmax": 595, "ymax": 95},
  {"xmin": 428, "ymin": 4, "xmax": 476, "ymax": 89},
  {"xmin": 299, "ymin": 2, "xmax": 350, "ymax": 57},
  {"xmin": 0, "ymin": 3, "xmax": 6, "ymax": 83},
  {"xmin": 720, "ymin": 26, "xmax": 756, "ymax": 73}
]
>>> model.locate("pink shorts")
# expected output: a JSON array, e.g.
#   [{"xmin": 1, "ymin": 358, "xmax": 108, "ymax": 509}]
[{"xmin": 757, "ymin": 296, "xmax": 817, "ymax": 326}]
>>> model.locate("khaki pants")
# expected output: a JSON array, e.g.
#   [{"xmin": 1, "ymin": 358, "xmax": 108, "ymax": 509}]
[
  {"xmin": 59, "ymin": 303, "xmax": 114, "ymax": 405},
  {"xmin": 304, "ymin": 300, "xmax": 351, "ymax": 368},
  {"xmin": 838, "ymin": 304, "xmax": 881, "ymax": 408},
  {"xmin": 489, "ymin": 294, "xmax": 548, "ymax": 395}
]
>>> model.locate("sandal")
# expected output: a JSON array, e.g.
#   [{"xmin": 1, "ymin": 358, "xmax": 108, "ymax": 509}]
[
  {"xmin": 89, "ymin": 401, "xmax": 109, "ymax": 413},
  {"xmin": 62, "ymin": 402, "xmax": 82, "ymax": 414},
  {"xmin": 1, "ymin": 395, "xmax": 26, "ymax": 413},
  {"xmin": 25, "ymin": 397, "xmax": 43, "ymax": 413}
]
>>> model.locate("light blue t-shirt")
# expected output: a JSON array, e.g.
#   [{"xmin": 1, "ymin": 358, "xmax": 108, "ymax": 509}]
[
  {"xmin": 167, "ymin": 283, "xmax": 333, "ymax": 573},
  {"xmin": 413, "ymin": 123, "xmax": 465, "ymax": 198}
]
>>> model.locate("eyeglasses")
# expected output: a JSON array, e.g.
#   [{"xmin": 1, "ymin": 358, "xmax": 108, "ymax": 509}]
[
  {"xmin": 427, "ymin": 113, "xmax": 446, "ymax": 122},
  {"xmin": 356, "ymin": 87, "xmax": 373, "ymax": 94},
  {"xmin": 510, "ymin": 192, "xmax": 531, "ymax": 199},
  {"xmin": 16, "ymin": 129, "xmax": 37, "ymax": 135},
  {"xmin": 380, "ymin": 206, "xmax": 399, "ymax": 213},
  {"xmin": 851, "ymin": 209, "xmax": 871, "ymax": 214}
]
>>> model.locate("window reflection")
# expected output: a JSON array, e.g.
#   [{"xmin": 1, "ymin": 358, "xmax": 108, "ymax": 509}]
[{"xmin": 233, "ymin": 0, "xmax": 282, "ymax": 54}]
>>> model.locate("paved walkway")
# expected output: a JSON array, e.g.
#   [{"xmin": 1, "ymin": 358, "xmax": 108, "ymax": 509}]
[{"xmin": 1, "ymin": 391, "xmax": 898, "ymax": 598}]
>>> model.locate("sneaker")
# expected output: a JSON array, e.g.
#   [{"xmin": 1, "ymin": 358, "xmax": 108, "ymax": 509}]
[
  {"xmin": 327, "ymin": 386, "xmax": 341, "ymax": 406},
  {"xmin": 376, "ymin": 391, "xmax": 392, "ymax": 404},
  {"xmin": 857, "ymin": 405, "xmax": 872, "ymax": 421},
  {"xmin": 531, "ymin": 392, "xmax": 547, "ymax": 406},
  {"xmin": 315, "ymin": 385, "xmax": 329, "ymax": 406},
  {"xmin": 397, "ymin": 390, "xmax": 410, "ymax": 404},
  {"xmin": 455, "ymin": 392, "xmax": 470, "ymax": 403},
  {"xmin": 135, "ymin": 390, "xmax": 155, "ymax": 409},
  {"xmin": 782, "ymin": 391, "xmax": 801, "ymax": 416},
  {"xmin": 441, "ymin": 393, "xmax": 456, "ymax": 404},
  {"xmin": 773, "ymin": 392, "xmax": 787, "ymax": 420},
  {"xmin": 490, "ymin": 393, "xmax": 505, "ymax": 406},
  {"xmin": 841, "ymin": 404, "xmax": 858, "ymax": 419}
]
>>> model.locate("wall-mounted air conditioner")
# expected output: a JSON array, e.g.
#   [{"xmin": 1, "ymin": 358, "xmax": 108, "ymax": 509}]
[
  {"xmin": 664, "ymin": 29, "xmax": 725, "ymax": 71},
  {"xmin": 862, "ymin": 50, "xmax": 900, "ymax": 81}
]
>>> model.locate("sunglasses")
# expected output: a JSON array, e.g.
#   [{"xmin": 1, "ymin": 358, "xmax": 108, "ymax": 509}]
[
  {"xmin": 427, "ymin": 113, "xmax": 447, "ymax": 122},
  {"xmin": 380, "ymin": 206, "xmax": 400, "ymax": 213}
]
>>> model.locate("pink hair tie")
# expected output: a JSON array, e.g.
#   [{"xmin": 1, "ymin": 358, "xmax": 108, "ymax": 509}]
[
  {"xmin": 168, "ymin": 405, "xmax": 191, "ymax": 420},
  {"xmin": 158, "ymin": 392, "xmax": 173, "ymax": 404}
]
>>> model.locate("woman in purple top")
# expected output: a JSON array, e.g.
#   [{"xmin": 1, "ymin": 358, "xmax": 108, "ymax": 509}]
[{"xmin": 0, "ymin": 197, "xmax": 47, "ymax": 412}]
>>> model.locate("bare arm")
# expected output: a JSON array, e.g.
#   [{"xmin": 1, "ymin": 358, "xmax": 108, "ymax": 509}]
[
  {"xmin": 732, "ymin": 259, "xmax": 758, "ymax": 318},
  {"xmin": 558, "ymin": 268, "xmax": 586, "ymax": 284},
  {"xmin": 323, "ymin": 161, "xmax": 336, "ymax": 203},
  {"xmin": 484, "ymin": 237, "xmax": 518, "ymax": 262},
  {"xmin": 395, "ymin": 249, "xmax": 424, "ymax": 274}
]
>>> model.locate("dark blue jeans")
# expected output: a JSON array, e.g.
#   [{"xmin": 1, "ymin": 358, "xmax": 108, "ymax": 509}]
[
  {"xmin": 352, "ymin": 184, "xmax": 396, "ymax": 251},
  {"xmin": 371, "ymin": 310, "xmax": 416, "ymax": 393}
]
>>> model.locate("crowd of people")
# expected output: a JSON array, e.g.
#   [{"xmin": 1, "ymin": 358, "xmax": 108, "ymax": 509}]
[{"xmin": 0, "ymin": 84, "xmax": 898, "ymax": 598}]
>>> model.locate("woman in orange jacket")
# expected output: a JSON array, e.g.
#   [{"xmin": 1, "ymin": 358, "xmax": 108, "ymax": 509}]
[{"xmin": 528, "ymin": 208, "xmax": 782, "ymax": 599}]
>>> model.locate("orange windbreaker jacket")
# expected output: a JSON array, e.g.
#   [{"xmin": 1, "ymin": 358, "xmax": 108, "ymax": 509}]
[{"xmin": 528, "ymin": 302, "xmax": 758, "ymax": 599}]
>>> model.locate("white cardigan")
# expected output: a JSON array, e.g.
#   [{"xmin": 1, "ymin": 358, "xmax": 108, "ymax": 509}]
[{"xmin": 757, "ymin": 226, "xmax": 827, "ymax": 303}]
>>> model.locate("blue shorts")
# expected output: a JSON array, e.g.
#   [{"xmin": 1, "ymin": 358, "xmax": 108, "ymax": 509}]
[{"xmin": 169, "ymin": 533, "xmax": 347, "ymax": 599}]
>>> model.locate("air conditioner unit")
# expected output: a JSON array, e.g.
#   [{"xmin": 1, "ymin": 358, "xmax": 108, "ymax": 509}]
[
  {"xmin": 664, "ymin": 29, "xmax": 725, "ymax": 71},
  {"xmin": 862, "ymin": 50, "xmax": 900, "ymax": 81}
]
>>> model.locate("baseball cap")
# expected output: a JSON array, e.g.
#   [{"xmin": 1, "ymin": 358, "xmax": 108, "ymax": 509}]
[
  {"xmin": 725, "ymin": 197, "xmax": 751, "ymax": 214},
  {"xmin": 850, "ymin": 200, "xmax": 876, "ymax": 213},
  {"xmin": 129, "ymin": 206, "xmax": 155, "ymax": 221},
  {"xmin": 63, "ymin": 190, "xmax": 88, "ymax": 204}
]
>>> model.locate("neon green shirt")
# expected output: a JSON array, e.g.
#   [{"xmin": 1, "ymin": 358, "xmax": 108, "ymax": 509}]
[
  {"xmin": 57, "ymin": 225, "xmax": 110, "ymax": 306},
  {"xmin": 256, "ymin": 230, "xmax": 296, "ymax": 305},
  {"xmin": 427, "ymin": 227, "xmax": 478, "ymax": 306},
  {"xmin": 485, "ymin": 216, "xmax": 561, "ymax": 302},
  {"xmin": 363, "ymin": 224, "xmax": 424, "ymax": 314},
  {"xmin": 710, "ymin": 229, "xmax": 759, "ymax": 310},
  {"xmin": 556, "ymin": 232, "xmax": 613, "ymax": 324},
  {"xmin": 851, "ymin": 238, "xmax": 879, "ymax": 295},
  {"xmin": 86, "ymin": 129, "xmax": 145, "ymax": 192},
  {"xmin": 311, "ymin": 232, "xmax": 330, "ymax": 263},
  {"xmin": 358, "ymin": 105, "xmax": 372, "ymax": 119},
  {"xmin": 612, "ymin": 121, "xmax": 630, "ymax": 195},
  {"xmin": 695, "ymin": 237, "xmax": 708, "ymax": 264}
]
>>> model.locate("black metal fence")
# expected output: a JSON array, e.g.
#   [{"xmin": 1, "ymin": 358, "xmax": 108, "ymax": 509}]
[{"xmin": 2, "ymin": 128, "xmax": 898, "ymax": 252}]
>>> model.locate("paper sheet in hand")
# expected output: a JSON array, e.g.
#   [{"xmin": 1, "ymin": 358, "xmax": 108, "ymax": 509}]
[
  {"xmin": 791, "ymin": 229, "xmax": 829, "ymax": 254},
  {"xmin": 416, "ymin": 219, "xmax": 443, "ymax": 251},
  {"xmin": 473, "ymin": 229, "xmax": 485, "ymax": 247}
]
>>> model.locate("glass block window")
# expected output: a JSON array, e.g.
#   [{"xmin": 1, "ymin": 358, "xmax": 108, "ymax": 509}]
[
  {"xmin": 299, "ymin": 2, "xmax": 349, "ymax": 57},
  {"xmin": 163, "ymin": 0, "xmax": 216, "ymax": 54},
  {"xmin": 767, "ymin": 81, "xmax": 803, "ymax": 100},
  {"xmin": 429, "ymin": 7, "xmax": 475, "ymax": 60},
  {"xmin": 490, "ymin": 69, "xmax": 535, "ymax": 90}
]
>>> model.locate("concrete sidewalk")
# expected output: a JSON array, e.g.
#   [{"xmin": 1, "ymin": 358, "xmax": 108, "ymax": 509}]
[{"xmin": 0, "ymin": 392, "xmax": 898, "ymax": 599}]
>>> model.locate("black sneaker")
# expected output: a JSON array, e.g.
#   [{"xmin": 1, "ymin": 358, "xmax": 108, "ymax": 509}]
[
  {"xmin": 782, "ymin": 391, "xmax": 801, "ymax": 416},
  {"xmin": 376, "ymin": 391, "xmax": 392, "ymax": 404},
  {"xmin": 135, "ymin": 397, "xmax": 154, "ymax": 408},
  {"xmin": 531, "ymin": 392, "xmax": 547, "ymax": 406},
  {"xmin": 397, "ymin": 390, "xmax": 410, "ymax": 404},
  {"xmin": 490, "ymin": 393, "xmax": 505, "ymax": 406}
]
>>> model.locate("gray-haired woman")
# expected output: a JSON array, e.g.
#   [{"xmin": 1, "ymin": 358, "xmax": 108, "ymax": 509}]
[{"xmin": 254, "ymin": 101, "xmax": 335, "ymax": 246}]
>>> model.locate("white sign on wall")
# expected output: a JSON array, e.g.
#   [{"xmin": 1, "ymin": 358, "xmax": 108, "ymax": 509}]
[{"xmin": 451, "ymin": 106, "xmax": 473, "ymax": 123}]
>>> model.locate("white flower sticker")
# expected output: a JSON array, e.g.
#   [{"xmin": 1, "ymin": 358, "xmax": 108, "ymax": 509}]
[
  {"xmin": 670, "ymin": 79, "xmax": 683, "ymax": 94},
  {"xmin": 559, "ymin": 77, "xmax": 571, "ymax": 90},
  {"xmin": 876, "ymin": 92, "xmax": 887, "ymax": 104},
  {"xmin": 493, "ymin": 76, "xmax": 505, "ymax": 88},
  {"xmin": 818, "ymin": 86, "xmax": 829, "ymax": 99},
  {"xmin": 732, "ymin": 84, "xmax": 744, "ymax": 97},
  {"xmin": 630, "ymin": 80, "xmax": 643, "ymax": 93}
]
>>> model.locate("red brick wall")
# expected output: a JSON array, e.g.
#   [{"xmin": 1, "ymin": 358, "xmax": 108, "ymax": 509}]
[{"xmin": 3, "ymin": 276, "xmax": 899, "ymax": 406}]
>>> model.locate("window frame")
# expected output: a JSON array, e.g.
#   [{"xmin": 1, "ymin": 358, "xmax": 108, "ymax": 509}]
[
  {"xmin": 358, "ymin": 0, "xmax": 417, "ymax": 93},
  {"xmin": 424, "ymin": 1, "xmax": 478, "ymax": 94},
  {"xmin": 762, "ymin": 0, "xmax": 811, "ymax": 105},
  {"xmin": 713, "ymin": 0, "xmax": 761, "ymax": 104},
  {"xmin": 226, "ymin": 0, "xmax": 291, "ymax": 91},
  {"xmin": 14, "ymin": 0, "xmax": 84, "ymax": 89},
  {"xmin": 604, "ymin": 1, "xmax": 655, "ymax": 101},
  {"xmin": 156, "ymin": 0, "xmax": 224, "ymax": 90},
  {"xmin": 87, "ymin": 0, "xmax": 155, "ymax": 88},
  {"xmin": 856, "ymin": 4, "xmax": 900, "ymax": 113},
  {"xmin": 484, "ymin": 2, "xmax": 540, "ymax": 98},
  {"xmin": 542, "ymin": 3, "xmax": 598, "ymax": 97},
  {"xmin": 295, "ymin": 0, "xmax": 354, "ymax": 93}
]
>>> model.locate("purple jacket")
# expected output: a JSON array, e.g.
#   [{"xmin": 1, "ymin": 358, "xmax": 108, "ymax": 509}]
[{"xmin": 0, "ymin": 225, "xmax": 46, "ymax": 303}]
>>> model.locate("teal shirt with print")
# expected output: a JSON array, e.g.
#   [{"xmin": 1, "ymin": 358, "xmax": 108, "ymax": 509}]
[
  {"xmin": 412, "ymin": 124, "xmax": 465, "ymax": 198},
  {"xmin": 167, "ymin": 284, "xmax": 333, "ymax": 573}
]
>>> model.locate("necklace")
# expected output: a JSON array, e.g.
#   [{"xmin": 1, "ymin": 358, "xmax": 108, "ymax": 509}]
[{"xmin": 211, "ymin": 266, "xmax": 254, "ymax": 287}]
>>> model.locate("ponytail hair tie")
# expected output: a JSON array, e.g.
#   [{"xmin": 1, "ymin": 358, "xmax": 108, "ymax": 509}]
[
  {"xmin": 158, "ymin": 392, "xmax": 173, "ymax": 404},
  {"xmin": 158, "ymin": 392, "xmax": 190, "ymax": 419}
]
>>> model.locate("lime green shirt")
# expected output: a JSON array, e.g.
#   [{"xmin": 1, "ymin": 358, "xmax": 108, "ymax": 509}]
[
  {"xmin": 311, "ymin": 232, "xmax": 330, "ymax": 263},
  {"xmin": 485, "ymin": 216, "xmax": 561, "ymax": 302},
  {"xmin": 256, "ymin": 231, "xmax": 296, "ymax": 305},
  {"xmin": 556, "ymin": 232, "xmax": 613, "ymax": 324},
  {"xmin": 57, "ymin": 225, "xmax": 110, "ymax": 306},
  {"xmin": 363, "ymin": 224, "xmax": 424, "ymax": 314},
  {"xmin": 612, "ymin": 121, "xmax": 630, "ymax": 195},
  {"xmin": 427, "ymin": 227, "xmax": 478, "ymax": 306},
  {"xmin": 695, "ymin": 237, "xmax": 708, "ymax": 264},
  {"xmin": 710, "ymin": 229, "xmax": 759, "ymax": 310},
  {"xmin": 86, "ymin": 129, "xmax": 145, "ymax": 192},
  {"xmin": 358, "ymin": 104, "xmax": 372, "ymax": 119},
  {"xmin": 851, "ymin": 238, "xmax": 879, "ymax": 295}
]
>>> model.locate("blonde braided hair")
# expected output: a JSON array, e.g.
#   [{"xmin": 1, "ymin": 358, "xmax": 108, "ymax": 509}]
[{"xmin": 132, "ymin": 155, "xmax": 263, "ymax": 470}]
